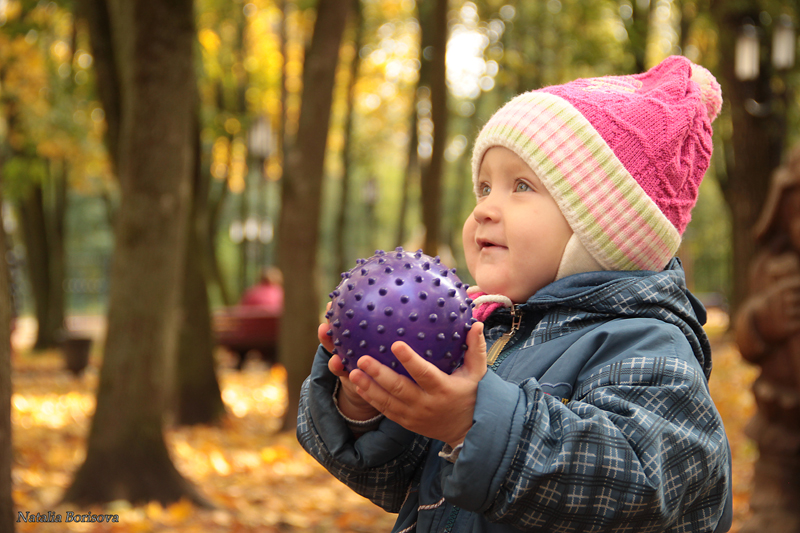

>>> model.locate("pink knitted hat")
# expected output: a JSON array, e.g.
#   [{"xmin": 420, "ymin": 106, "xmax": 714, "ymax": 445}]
[{"xmin": 471, "ymin": 55, "xmax": 722, "ymax": 272}]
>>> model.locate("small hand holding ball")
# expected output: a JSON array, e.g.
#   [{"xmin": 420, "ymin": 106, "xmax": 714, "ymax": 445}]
[{"xmin": 326, "ymin": 248, "xmax": 476, "ymax": 382}]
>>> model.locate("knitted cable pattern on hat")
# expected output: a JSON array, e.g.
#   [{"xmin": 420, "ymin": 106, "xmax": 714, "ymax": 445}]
[{"xmin": 471, "ymin": 56, "xmax": 722, "ymax": 272}]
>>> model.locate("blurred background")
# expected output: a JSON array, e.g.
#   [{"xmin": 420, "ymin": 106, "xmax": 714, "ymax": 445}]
[{"xmin": 1, "ymin": 0, "xmax": 799, "ymax": 531}]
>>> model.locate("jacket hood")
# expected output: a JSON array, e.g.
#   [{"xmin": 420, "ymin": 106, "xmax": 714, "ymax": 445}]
[{"xmin": 492, "ymin": 258, "xmax": 712, "ymax": 379}]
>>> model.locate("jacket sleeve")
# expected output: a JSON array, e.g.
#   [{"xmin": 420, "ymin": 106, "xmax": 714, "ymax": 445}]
[
  {"xmin": 296, "ymin": 345, "xmax": 430, "ymax": 512},
  {"xmin": 440, "ymin": 320, "xmax": 731, "ymax": 532}
]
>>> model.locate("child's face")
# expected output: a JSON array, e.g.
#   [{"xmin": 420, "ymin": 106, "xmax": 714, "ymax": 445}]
[{"xmin": 463, "ymin": 146, "xmax": 573, "ymax": 303}]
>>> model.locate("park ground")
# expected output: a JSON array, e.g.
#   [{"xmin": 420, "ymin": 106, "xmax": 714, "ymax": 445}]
[{"xmin": 9, "ymin": 308, "xmax": 755, "ymax": 532}]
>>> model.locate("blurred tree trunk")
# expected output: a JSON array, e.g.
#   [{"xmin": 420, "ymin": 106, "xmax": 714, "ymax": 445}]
[
  {"xmin": 676, "ymin": 0, "xmax": 697, "ymax": 52},
  {"xmin": 0, "ymin": 188, "xmax": 13, "ymax": 533},
  {"xmin": 175, "ymin": 123, "xmax": 226, "ymax": 426},
  {"xmin": 207, "ymin": 176, "xmax": 232, "ymax": 306},
  {"xmin": 711, "ymin": 0, "xmax": 787, "ymax": 316},
  {"xmin": 396, "ymin": 109, "xmax": 418, "ymax": 248},
  {"xmin": 47, "ymin": 164, "xmax": 66, "ymax": 344},
  {"xmin": 626, "ymin": 0, "xmax": 652, "ymax": 73},
  {"xmin": 419, "ymin": 0, "xmax": 448, "ymax": 257},
  {"xmin": 12, "ymin": 167, "xmax": 66, "ymax": 351},
  {"xmin": 277, "ymin": 0, "xmax": 350, "ymax": 431},
  {"xmin": 62, "ymin": 0, "xmax": 206, "ymax": 505},
  {"xmin": 335, "ymin": 0, "xmax": 363, "ymax": 276}
]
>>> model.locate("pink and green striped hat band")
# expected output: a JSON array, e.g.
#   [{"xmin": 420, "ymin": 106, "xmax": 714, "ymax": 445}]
[{"xmin": 471, "ymin": 55, "xmax": 722, "ymax": 272}]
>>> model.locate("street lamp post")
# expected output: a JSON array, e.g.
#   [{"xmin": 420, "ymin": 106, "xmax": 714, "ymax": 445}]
[
  {"xmin": 735, "ymin": 14, "xmax": 796, "ymax": 116},
  {"xmin": 772, "ymin": 14, "xmax": 796, "ymax": 71}
]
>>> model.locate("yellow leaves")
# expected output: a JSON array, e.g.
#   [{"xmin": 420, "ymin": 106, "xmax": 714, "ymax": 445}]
[
  {"xmin": 209, "ymin": 450, "xmax": 231, "ymax": 475},
  {"xmin": 210, "ymin": 136, "xmax": 230, "ymax": 180},
  {"xmin": 2, "ymin": 0, "xmax": 22, "ymax": 22},
  {"xmin": 167, "ymin": 499, "xmax": 194, "ymax": 521},
  {"xmin": 144, "ymin": 498, "xmax": 194, "ymax": 522},
  {"xmin": 36, "ymin": 138, "xmax": 68, "ymax": 160},
  {"xmin": 11, "ymin": 390, "xmax": 95, "ymax": 430},
  {"xmin": 198, "ymin": 28, "xmax": 221, "ymax": 54},
  {"xmin": 11, "ymin": 349, "xmax": 398, "ymax": 531},
  {"xmin": 260, "ymin": 445, "xmax": 291, "ymax": 464},
  {"xmin": 223, "ymin": 117, "xmax": 241, "ymax": 135},
  {"xmin": 49, "ymin": 39, "xmax": 71, "ymax": 62},
  {"xmin": 210, "ymin": 134, "xmax": 249, "ymax": 192},
  {"xmin": 707, "ymin": 332, "xmax": 759, "ymax": 531},
  {"xmin": 228, "ymin": 138, "xmax": 248, "ymax": 193}
]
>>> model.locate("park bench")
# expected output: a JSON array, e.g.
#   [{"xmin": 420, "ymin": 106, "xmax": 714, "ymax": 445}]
[{"xmin": 213, "ymin": 278, "xmax": 282, "ymax": 369}]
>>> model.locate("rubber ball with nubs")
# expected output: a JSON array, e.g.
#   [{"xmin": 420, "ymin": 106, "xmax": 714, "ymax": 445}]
[{"xmin": 327, "ymin": 247, "xmax": 476, "ymax": 381}]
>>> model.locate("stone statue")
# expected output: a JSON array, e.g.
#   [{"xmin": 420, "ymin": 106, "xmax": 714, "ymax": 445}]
[{"xmin": 735, "ymin": 147, "xmax": 800, "ymax": 533}]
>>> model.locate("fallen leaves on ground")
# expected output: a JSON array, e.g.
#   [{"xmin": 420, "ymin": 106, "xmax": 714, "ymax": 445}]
[
  {"xmin": 11, "ymin": 351, "xmax": 396, "ymax": 532},
  {"xmin": 9, "ymin": 321, "xmax": 758, "ymax": 532},
  {"xmin": 706, "ymin": 329, "xmax": 759, "ymax": 533}
]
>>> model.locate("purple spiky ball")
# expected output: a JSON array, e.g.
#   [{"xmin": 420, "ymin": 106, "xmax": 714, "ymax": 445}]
[{"xmin": 326, "ymin": 247, "xmax": 475, "ymax": 381}]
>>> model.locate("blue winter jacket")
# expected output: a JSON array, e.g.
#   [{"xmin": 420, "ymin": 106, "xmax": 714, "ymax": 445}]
[{"xmin": 297, "ymin": 260, "xmax": 733, "ymax": 532}]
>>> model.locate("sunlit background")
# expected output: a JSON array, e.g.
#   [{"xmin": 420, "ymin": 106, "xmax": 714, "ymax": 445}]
[{"xmin": 0, "ymin": 0, "xmax": 735, "ymax": 319}]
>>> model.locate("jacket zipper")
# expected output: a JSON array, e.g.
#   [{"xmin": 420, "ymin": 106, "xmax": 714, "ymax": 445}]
[
  {"xmin": 441, "ymin": 306, "xmax": 523, "ymax": 531},
  {"xmin": 486, "ymin": 304, "xmax": 522, "ymax": 366}
]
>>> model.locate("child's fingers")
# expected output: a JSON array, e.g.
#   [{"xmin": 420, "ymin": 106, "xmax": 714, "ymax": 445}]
[
  {"xmin": 460, "ymin": 322, "xmax": 487, "ymax": 377},
  {"xmin": 318, "ymin": 322, "xmax": 335, "ymax": 352},
  {"xmin": 390, "ymin": 341, "xmax": 442, "ymax": 391},
  {"xmin": 354, "ymin": 356, "xmax": 417, "ymax": 413},
  {"xmin": 327, "ymin": 353, "xmax": 349, "ymax": 378}
]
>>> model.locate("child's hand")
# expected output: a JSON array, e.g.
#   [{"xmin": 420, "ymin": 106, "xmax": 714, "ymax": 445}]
[
  {"xmin": 318, "ymin": 310, "xmax": 381, "ymax": 422},
  {"xmin": 348, "ymin": 322, "xmax": 487, "ymax": 447}
]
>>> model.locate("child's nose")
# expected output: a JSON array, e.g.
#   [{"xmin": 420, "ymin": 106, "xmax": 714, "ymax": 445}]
[{"xmin": 472, "ymin": 195, "xmax": 501, "ymax": 223}]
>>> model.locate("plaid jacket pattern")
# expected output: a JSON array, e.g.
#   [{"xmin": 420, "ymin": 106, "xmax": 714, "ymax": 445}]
[{"xmin": 297, "ymin": 260, "xmax": 732, "ymax": 532}]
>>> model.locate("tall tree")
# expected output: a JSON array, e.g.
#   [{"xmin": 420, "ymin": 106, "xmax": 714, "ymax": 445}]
[
  {"xmin": 62, "ymin": 0, "xmax": 206, "ymax": 505},
  {"xmin": 710, "ymin": 0, "xmax": 793, "ymax": 315},
  {"xmin": 277, "ymin": 0, "xmax": 351, "ymax": 431},
  {"xmin": 175, "ymin": 123, "xmax": 226, "ymax": 426},
  {"xmin": 1, "ymin": 59, "xmax": 66, "ymax": 353},
  {"xmin": 626, "ymin": 0, "xmax": 653, "ymax": 73},
  {"xmin": 419, "ymin": 0, "xmax": 448, "ymax": 257},
  {"xmin": 335, "ymin": 0, "xmax": 364, "ymax": 277},
  {"xmin": 17, "ymin": 173, "xmax": 66, "ymax": 351},
  {"xmin": 0, "ymin": 193, "xmax": 13, "ymax": 533}
]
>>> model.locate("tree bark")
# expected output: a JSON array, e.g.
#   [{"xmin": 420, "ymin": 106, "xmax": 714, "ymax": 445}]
[
  {"xmin": 17, "ymin": 177, "xmax": 65, "ymax": 351},
  {"xmin": 335, "ymin": 0, "xmax": 364, "ymax": 277},
  {"xmin": 175, "ymin": 125, "xmax": 226, "ymax": 426},
  {"xmin": 18, "ymin": 184, "xmax": 52, "ymax": 348},
  {"xmin": 62, "ymin": 0, "xmax": 205, "ymax": 506},
  {"xmin": 711, "ymin": 0, "xmax": 787, "ymax": 316},
  {"xmin": 396, "ymin": 109, "xmax": 418, "ymax": 248},
  {"xmin": 47, "ymin": 163, "xmax": 67, "ymax": 346},
  {"xmin": 419, "ymin": 0, "xmax": 448, "ymax": 257},
  {"xmin": 277, "ymin": 0, "xmax": 351, "ymax": 431},
  {"xmin": 0, "ymin": 187, "xmax": 14, "ymax": 533},
  {"xmin": 627, "ymin": 0, "xmax": 652, "ymax": 73},
  {"xmin": 207, "ymin": 177, "xmax": 233, "ymax": 306},
  {"xmin": 76, "ymin": 0, "xmax": 121, "ymax": 175}
]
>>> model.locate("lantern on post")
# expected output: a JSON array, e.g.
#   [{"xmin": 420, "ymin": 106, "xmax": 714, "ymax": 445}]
[
  {"xmin": 735, "ymin": 14, "xmax": 797, "ymax": 117},
  {"xmin": 772, "ymin": 14, "xmax": 796, "ymax": 71},
  {"xmin": 735, "ymin": 21, "xmax": 760, "ymax": 81}
]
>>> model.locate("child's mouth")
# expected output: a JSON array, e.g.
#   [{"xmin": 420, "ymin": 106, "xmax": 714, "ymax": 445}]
[{"xmin": 478, "ymin": 238, "xmax": 503, "ymax": 250}]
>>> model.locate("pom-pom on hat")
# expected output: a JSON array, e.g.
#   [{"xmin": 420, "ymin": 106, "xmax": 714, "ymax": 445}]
[{"xmin": 471, "ymin": 55, "xmax": 722, "ymax": 272}]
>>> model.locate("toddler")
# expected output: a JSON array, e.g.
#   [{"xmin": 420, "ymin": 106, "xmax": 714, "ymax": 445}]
[{"xmin": 298, "ymin": 55, "xmax": 732, "ymax": 532}]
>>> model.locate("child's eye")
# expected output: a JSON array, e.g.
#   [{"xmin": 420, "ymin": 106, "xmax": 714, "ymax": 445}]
[
  {"xmin": 515, "ymin": 181, "xmax": 531, "ymax": 192},
  {"xmin": 478, "ymin": 183, "xmax": 491, "ymax": 197}
]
